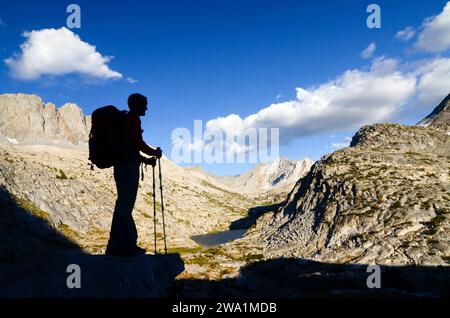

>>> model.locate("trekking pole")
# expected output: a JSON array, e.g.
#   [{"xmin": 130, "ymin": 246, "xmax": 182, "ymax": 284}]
[
  {"xmin": 157, "ymin": 149, "xmax": 168, "ymax": 254},
  {"xmin": 152, "ymin": 163, "xmax": 157, "ymax": 254}
]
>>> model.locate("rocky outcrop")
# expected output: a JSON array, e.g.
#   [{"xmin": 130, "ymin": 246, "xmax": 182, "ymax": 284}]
[
  {"xmin": 0, "ymin": 94, "xmax": 90, "ymax": 145},
  {"xmin": 255, "ymin": 123, "xmax": 449, "ymax": 266},
  {"xmin": 214, "ymin": 157, "xmax": 313, "ymax": 192},
  {"xmin": 418, "ymin": 93, "xmax": 450, "ymax": 132}
]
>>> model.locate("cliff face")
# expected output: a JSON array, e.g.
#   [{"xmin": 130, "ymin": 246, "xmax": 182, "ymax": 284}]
[
  {"xmin": 0, "ymin": 94, "xmax": 90, "ymax": 145},
  {"xmin": 255, "ymin": 123, "xmax": 449, "ymax": 266}
]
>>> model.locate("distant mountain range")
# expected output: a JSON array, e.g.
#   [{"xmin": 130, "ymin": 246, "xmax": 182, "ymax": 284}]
[
  {"xmin": 213, "ymin": 157, "xmax": 313, "ymax": 192},
  {"xmin": 0, "ymin": 93, "xmax": 313, "ymax": 192}
]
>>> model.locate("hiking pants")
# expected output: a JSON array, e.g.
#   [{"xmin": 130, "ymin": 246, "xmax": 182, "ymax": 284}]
[{"xmin": 106, "ymin": 157, "xmax": 140, "ymax": 253}]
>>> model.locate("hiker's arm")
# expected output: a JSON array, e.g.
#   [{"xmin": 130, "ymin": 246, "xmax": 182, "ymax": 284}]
[
  {"xmin": 133, "ymin": 122, "xmax": 161, "ymax": 157},
  {"xmin": 139, "ymin": 141, "xmax": 160, "ymax": 157},
  {"xmin": 129, "ymin": 116, "xmax": 162, "ymax": 158}
]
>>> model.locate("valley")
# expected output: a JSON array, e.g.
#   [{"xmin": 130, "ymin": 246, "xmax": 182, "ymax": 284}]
[{"xmin": 0, "ymin": 92, "xmax": 449, "ymax": 297}]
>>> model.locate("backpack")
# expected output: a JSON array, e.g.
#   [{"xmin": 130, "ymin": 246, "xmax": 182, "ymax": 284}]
[{"xmin": 88, "ymin": 105, "xmax": 128, "ymax": 169}]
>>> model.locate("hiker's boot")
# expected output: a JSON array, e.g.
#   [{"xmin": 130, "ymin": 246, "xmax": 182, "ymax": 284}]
[{"xmin": 133, "ymin": 246, "xmax": 147, "ymax": 255}]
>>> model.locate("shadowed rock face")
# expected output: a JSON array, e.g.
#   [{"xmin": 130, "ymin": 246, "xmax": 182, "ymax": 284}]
[
  {"xmin": 172, "ymin": 258, "xmax": 450, "ymax": 298},
  {"xmin": 0, "ymin": 186, "xmax": 184, "ymax": 298},
  {"xmin": 1, "ymin": 253, "xmax": 184, "ymax": 298},
  {"xmin": 0, "ymin": 94, "xmax": 90, "ymax": 145},
  {"xmin": 256, "ymin": 121, "xmax": 449, "ymax": 266}
]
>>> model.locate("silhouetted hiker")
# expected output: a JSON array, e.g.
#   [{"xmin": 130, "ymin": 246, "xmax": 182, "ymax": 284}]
[{"xmin": 105, "ymin": 93, "xmax": 162, "ymax": 257}]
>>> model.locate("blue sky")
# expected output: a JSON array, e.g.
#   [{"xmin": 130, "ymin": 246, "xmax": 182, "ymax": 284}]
[{"xmin": 1, "ymin": 0, "xmax": 450, "ymax": 175}]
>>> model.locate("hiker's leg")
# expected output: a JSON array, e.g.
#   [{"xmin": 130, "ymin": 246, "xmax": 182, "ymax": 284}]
[{"xmin": 107, "ymin": 158, "xmax": 140, "ymax": 253}]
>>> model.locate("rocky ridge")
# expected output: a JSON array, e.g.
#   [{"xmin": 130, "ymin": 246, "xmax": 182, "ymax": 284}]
[
  {"xmin": 0, "ymin": 94, "xmax": 90, "ymax": 145},
  {"xmin": 252, "ymin": 123, "xmax": 449, "ymax": 265}
]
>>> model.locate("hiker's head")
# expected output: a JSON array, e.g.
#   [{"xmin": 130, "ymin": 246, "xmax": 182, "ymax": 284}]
[{"xmin": 128, "ymin": 93, "xmax": 148, "ymax": 116}]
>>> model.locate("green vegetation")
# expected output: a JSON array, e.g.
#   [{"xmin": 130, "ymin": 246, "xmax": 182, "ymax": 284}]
[
  {"xmin": 350, "ymin": 233, "xmax": 367, "ymax": 241},
  {"xmin": 404, "ymin": 151, "xmax": 419, "ymax": 156},
  {"xmin": 202, "ymin": 191, "xmax": 245, "ymax": 215},
  {"xmin": 143, "ymin": 192, "xmax": 162, "ymax": 210},
  {"xmin": 201, "ymin": 180, "xmax": 232, "ymax": 195},
  {"xmin": 86, "ymin": 226, "xmax": 109, "ymax": 240},
  {"xmin": 219, "ymin": 268, "xmax": 234, "ymax": 278},
  {"xmin": 3, "ymin": 156, "xmax": 14, "ymax": 163},
  {"xmin": 427, "ymin": 239, "xmax": 440, "ymax": 245},
  {"xmin": 243, "ymin": 253, "xmax": 264, "ymax": 262},
  {"xmin": 399, "ymin": 241, "xmax": 410, "ymax": 249},
  {"xmin": 205, "ymin": 247, "xmax": 228, "ymax": 257},
  {"xmin": 15, "ymin": 196, "xmax": 50, "ymax": 220},
  {"xmin": 58, "ymin": 223, "xmax": 82, "ymax": 241},
  {"xmin": 422, "ymin": 200, "xmax": 432, "ymax": 209},
  {"xmin": 167, "ymin": 246, "xmax": 204, "ymax": 254},
  {"xmin": 391, "ymin": 200, "xmax": 402, "ymax": 209},
  {"xmin": 56, "ymin": 169, "xmax": 68, "ymax": 180},
  {"xmin": 438, "ymin": 207, "xmax": 450, "ymax": 214},
  {"xmin": 187, "ymin": 255, "xmax": 211, "ymax": 267},
  {"xmin": 430, "ymin": 215, "xmax": 446, "ymax": 227},
  {"xmin": 422, "ymin": 214, "xmax": 446, "ymax": 236}
]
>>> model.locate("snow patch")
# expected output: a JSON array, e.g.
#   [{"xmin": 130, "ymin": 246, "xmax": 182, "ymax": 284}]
[
  {"xmin": 417, "ymin": 120, "xmax": 430, "ymax": 127},
  {"xmin": 6, "ymin": 137, "xmax": 18, "ymax": 144}
]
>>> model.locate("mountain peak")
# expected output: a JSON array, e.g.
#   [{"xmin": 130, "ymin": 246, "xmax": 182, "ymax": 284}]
[
  {"xmin": 214, "ymin": 157, "xmax": 313, "ymax": 192},
  {"xmin": 417, "ymin": 93, "xmax": 450, "ymax": 132}
]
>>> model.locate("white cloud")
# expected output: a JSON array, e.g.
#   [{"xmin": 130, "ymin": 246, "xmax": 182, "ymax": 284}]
[
  {"xmin": 126, "ymin": 77, "xmax": 138, "ymax": 84},
  {"xmin": 415, "ymin": 57, "xmax": 450, "ymax": 106},
  {"xmin": 4, "ymin": 27, "xmax": 122, "ymax": 80},
  {"xmin": 360, "ymin": 42, "xmax": 376, "ymax": 59},
  {"xmin": 0, "ymin": 18, "xmax": 5, "ymax": 27},
  {"xmin": 415, "ymin": 1, "xmax": 450, "ymax": 52},
  {"xmin": 201, "ymin": 55, "xmax": 449, "ymax": 158},
  {"xmin": 206, "ymin": 57, "xmax": 416, "ymax": 146},
  {"xmin": 395, "ymin": 26, "xmax": 415, "ymax": 41},
  {"xmin": 331, "ymin": 137, "xmax": 352, "ymax": 149},
  {"xmin": 177, "ymin": 54, "xmax": 450, "ymax": 159},
  {"xmin": 276, "ymin": 94, "xmax": 283, "ymax": 99}
]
